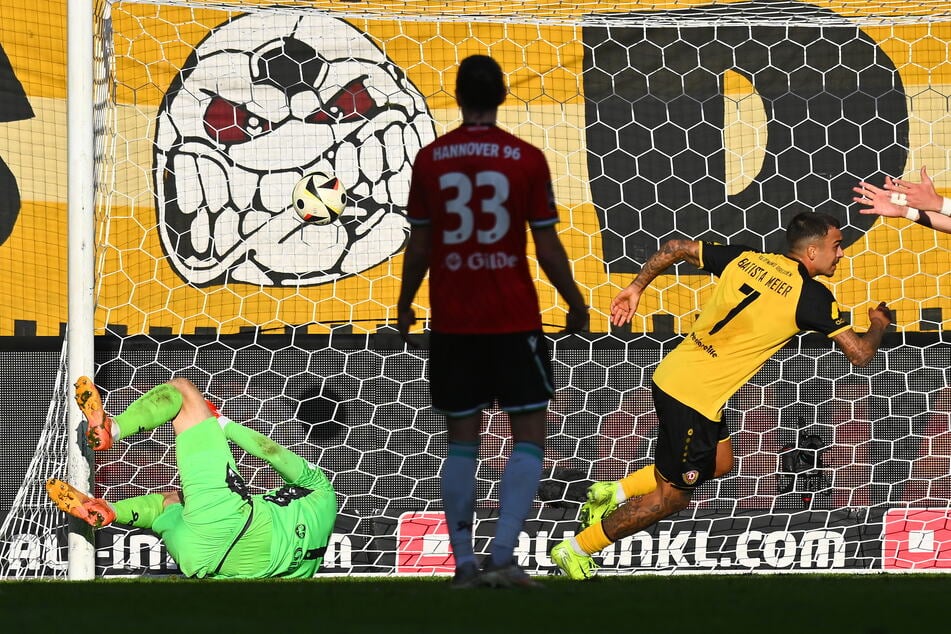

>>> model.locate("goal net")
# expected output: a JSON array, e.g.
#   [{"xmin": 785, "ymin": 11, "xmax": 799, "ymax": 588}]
[{"xmin": 2, "ymin": 0, "xmax": 951, "ymax": 577}]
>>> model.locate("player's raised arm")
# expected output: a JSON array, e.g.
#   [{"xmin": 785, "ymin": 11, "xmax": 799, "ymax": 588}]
[
  {"xmin": 610, "ymin": 238, "xmax": 700, "ymax": 326},
  {"xmin": 223, "ymin": 418, "xmax": 311, "ymax": 485},
  {"xmin": 830, "ymin": 301, "xmax": 893, "ymax": 367}
]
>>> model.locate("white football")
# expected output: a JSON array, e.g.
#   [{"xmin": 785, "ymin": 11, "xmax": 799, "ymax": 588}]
[{"xmin": 292, "ymin": 172, "xmax": 347, "ymax": 224}]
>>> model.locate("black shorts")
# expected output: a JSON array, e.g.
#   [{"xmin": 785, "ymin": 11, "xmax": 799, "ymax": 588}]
[
  {"xmin": 428, "ymin": 331, "xmax": 554, "ymax": 417},
  {"xmin": 651, "ymin": 380, "xmax": 729, "ymax": 490}
]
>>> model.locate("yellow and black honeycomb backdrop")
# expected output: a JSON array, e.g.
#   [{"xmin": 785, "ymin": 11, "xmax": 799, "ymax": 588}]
[{"xmin": 0, "ymin": 1, "xmax": 949, "ymax": 336}]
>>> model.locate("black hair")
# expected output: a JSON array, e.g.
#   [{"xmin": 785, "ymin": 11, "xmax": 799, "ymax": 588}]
[
  {"xmin": 456, "ymin": 55, "xmax": 506, "ymax": 110},
  {"xmin": 786, "ymin": 212, "xmax": 841, "ymax": 251}
]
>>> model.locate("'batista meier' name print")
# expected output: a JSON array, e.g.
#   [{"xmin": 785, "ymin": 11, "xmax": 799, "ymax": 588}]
[{"xmin": 735, "ymin": 256, "xmax": 794, "ymax": 297}]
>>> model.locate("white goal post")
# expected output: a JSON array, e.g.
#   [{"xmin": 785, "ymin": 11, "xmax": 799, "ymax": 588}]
[
  {"xmin": 2, "ymin": 0, "xmax": 951, "ymax": 579},
  {"xmin": 65, "ymin": 0, "xmax": 98, "ymax": 581}
]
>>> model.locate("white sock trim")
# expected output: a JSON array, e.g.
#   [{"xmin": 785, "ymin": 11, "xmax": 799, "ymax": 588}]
[
  {"xmin": 615, "ymin": 482, "xmax": 626, "ymax": 504},
  {"xmin": 569, "ymin": 536, "xmax": 587, "ymax": 556}
]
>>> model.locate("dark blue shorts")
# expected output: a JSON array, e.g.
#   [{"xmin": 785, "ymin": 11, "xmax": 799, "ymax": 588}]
[{"xmin": 428, "ymin": 331, "xmax": 554, "ymax": 417}]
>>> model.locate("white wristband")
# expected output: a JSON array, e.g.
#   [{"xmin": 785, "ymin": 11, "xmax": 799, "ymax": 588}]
[
  {"xmin": 904, "ymin": 207, "xmax": 920, "ymax": 222},
  {"xmin": 941, "ymin": 197, "xmax": 951, "ymax": 217}
]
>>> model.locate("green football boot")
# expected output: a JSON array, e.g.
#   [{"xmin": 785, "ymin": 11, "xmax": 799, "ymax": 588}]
[
  {"xmin": 550, "ymin": 540, "xmax": 597, "ymax": 580},
  {"xmin": 578, "ymin": 481, "xmax": 619, "ymax": 530}
]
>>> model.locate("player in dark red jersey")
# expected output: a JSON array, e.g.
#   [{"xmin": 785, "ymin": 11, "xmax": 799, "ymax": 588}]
[{"xmin": 397, "ymin": 54, "xmax": 588, "ymax": 588}]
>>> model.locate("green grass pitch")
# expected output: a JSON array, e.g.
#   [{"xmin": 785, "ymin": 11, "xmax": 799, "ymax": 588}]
[{"xmin": 2, "ymin": 574, "xmax": 949, "ymax": 633}]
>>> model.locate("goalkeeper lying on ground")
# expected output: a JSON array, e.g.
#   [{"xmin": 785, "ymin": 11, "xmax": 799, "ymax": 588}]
[{"xmin": 46, "ymin": 376, "xmax": 338, "ymax": 579}]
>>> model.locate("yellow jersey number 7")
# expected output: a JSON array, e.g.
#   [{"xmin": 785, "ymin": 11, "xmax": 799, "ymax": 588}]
[{"xmin": 709, "ymin": 283, "xmax": 761, "ymax": 335}]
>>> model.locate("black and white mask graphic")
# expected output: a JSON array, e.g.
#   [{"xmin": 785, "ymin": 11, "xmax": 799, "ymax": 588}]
[{"xmin": 153, "ymin": 13, "xmax": 435, "ymax": 286}]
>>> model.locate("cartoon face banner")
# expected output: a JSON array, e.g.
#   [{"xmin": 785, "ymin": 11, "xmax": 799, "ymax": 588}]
[{"xmin": 154, "ymin": 13, "xmax": 435, "ymax": 287}]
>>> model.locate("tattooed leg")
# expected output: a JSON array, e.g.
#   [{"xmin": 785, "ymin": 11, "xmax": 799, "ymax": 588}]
[{"xmin": 601, "ymin": 480, "xmax": 692, "ymax": 541}]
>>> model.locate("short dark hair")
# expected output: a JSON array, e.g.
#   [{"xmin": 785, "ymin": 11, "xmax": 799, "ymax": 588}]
[
  {"xmin": 786, "ymin": 212, "xmax": 841, "ymax": 251},
  {"xmin": 456, "ymin": 55, "xmax": 506, "ymax": 110}
]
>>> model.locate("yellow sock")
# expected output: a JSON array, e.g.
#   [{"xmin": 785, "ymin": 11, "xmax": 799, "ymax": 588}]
[
  {"xmin": 575, "ymin": 522, "xmax": 613, "ymax": 555},
  {"xmin": 619, "ymin": 464, "xmax": 657, "ymax": 500}
]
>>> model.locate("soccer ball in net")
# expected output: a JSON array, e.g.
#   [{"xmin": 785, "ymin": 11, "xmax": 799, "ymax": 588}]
[{"xmin": 292, "ymin": 172, "xmax": 347, "ymax": 225}]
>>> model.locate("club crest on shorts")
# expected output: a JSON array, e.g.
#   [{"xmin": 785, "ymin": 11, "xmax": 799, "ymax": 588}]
[{"xmin": 682, "ymin": 470, "xmax": 699, "ymax": 486}]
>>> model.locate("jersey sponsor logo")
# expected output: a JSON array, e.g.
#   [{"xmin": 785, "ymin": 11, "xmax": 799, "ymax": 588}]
[
  {"xmin": 445, "ymin": 252, "xmax": 462, "ymax": 271},
  {"xmin": 444, "ymin": 250, "xmax": 518, "ymax": 271},
  {"xmin": 688, "ymin": 332, "xmax": 718, "ymax": 358},
  {"xmin": 288, "ymin": 546, "xmax": 304, "ymax": 573},
  {"xmin": 225, "ymin": 465, "xmax": 252, "ymax": 503},
  {"xmin": 263, "ymin": 485, "xmax": 314, "ymax": 507},
  {"xmin": 830, "ymin": 302, "xmax": 849, "ymax": 327}
]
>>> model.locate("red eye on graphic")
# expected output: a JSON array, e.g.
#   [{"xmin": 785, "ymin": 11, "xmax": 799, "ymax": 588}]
[
  {"xmin": 203, "ymin": 96, "xmax": 274, "ymax": 144},
  {"xmin": 306, "ymin": 77, "xmax": 376, "ymax": 124}
]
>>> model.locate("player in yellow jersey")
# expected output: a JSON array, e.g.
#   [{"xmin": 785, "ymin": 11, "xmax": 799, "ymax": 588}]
[{"xmin": 551, "ymin": 212, "xmax": 893, "ymax": 579}]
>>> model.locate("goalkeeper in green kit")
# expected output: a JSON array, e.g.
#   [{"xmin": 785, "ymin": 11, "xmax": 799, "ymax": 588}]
[{"xmin": 46, "ymin": 376, "xmax": 337, "ymax": 579}]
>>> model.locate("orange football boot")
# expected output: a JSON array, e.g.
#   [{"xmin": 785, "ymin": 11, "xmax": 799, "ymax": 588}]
[
  {"xmin": 75, "ymin": 376, "xmax": 114, "ymax": 451},
  {"xmin": 45, "ymin": 479, "xmax": 116, "ymax": 528}
]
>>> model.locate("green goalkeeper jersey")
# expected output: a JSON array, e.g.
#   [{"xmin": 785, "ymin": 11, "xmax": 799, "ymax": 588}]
[
  {"xmin": 117, "ymin": 417, "xmax": 337, "ymax": 579},
  {"xmin": 153, "ymin": 478, "xmax": 336, "ymax": 579}
]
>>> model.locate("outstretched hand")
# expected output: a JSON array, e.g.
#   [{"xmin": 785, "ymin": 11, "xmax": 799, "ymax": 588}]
[
  {"xmin": 885, "ymin": 166, "xmax": 943, "ymax": 213},
  {"xmin": 610, "ymin": 285, "xmax": 642, "ymax": 327},
  {"xmin": 853, "ymin": 180, "xmax": 904, "ymax": 218}
]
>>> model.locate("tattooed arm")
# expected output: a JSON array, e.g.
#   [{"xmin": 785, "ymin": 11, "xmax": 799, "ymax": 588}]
[
  {"xmin": 610, "ymin": 239, "xmax": 700, "ymax": 327},
  {"xmin": 830, "ymin": 302, "xmax": 893, "ymax": 368}
]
